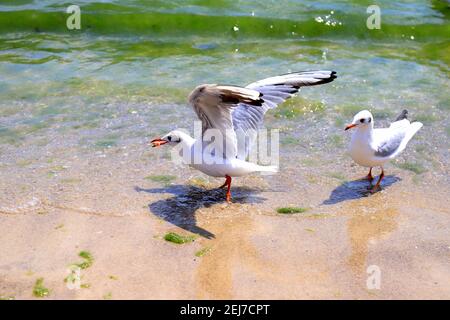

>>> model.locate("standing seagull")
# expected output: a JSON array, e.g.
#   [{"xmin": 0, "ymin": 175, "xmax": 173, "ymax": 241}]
[
  {"xmin": 345, "ymin": 109, "xmax": 423, "ymax": 192},
  {"xmin": 151, "ymin": 70, "xmax": 337, "ymax": 202}
]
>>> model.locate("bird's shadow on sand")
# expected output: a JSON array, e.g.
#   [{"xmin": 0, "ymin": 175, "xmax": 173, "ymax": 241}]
[
  {"xmin": 322, "ymin": 175, "xmax": 401, "ymax": 205},
  {"xmin": 135, "ymin": 184, "xmax": 267, "ymax": 239}
]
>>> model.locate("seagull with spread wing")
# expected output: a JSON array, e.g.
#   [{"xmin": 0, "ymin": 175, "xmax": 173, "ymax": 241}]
[
  {"xmin": 151, "ymin": 70, "xmax": 337, "ymax": 202},
  {"xmin": 345, "ymin": 109, "xmax": 423, "ymax": 192}
]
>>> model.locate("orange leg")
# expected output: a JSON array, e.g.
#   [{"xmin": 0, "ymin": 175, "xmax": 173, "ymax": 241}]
[
  {"xmin": 222, "ymin": 175, "xmax": 232, "ymax": 203},
  {"xmin": 367, "ymin": 167, "xmax": 374, "ymax": 183},
  {"xmin": 219, "ymin": 177, "xmax": 228, "ymax": 189},
  {"xmin": 371, "ymin": 168, "xmax": 384, "ymax": 193}
]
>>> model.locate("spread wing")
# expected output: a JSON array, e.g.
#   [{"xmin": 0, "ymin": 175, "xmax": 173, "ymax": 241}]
[
  {"xmin": 232, "ymin": 70, "xmax": 337, "ymax": 159},
  {"xmin": 188, "ymin": 84, "xmax": 263, "ymax": 159}
]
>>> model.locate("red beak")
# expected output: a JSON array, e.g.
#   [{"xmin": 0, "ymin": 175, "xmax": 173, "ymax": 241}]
[
  {"xmin": 150, "ymin": 138, "xmax": 168, "ymax": 147},
  {"xmin": 345, "ymin": 124, "xmax": 357, "ymax": 131}
]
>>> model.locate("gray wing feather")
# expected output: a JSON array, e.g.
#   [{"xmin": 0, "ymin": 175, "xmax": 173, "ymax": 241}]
[{"xmin": 374, "ymin": 130, "xmax": 406, "ymax": 157}]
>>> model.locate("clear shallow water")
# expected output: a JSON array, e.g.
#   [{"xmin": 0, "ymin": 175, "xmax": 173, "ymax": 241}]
[{"xmin": 0, "ymin": 0, "xmax": 449, "ymax": 213}]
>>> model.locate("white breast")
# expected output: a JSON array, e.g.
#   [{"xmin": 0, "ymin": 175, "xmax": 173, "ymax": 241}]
[{"xmin": 349, "ymin": 131, "xmax": 387, "ymax": 167}]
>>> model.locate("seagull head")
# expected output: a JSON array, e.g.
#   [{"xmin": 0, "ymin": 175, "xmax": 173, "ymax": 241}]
[
  {"xmin": 345, "ymin": 110, "xmax": 373, "ymax": 131},
  {"xmin": 150, "ymin": 130, "xmax": 184, "ymax": 148}
]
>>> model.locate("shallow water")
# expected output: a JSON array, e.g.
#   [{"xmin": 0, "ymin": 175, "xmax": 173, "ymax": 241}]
[{"xmin": 0, "ymin": 0, "xmax": 449, "ymax": 299}]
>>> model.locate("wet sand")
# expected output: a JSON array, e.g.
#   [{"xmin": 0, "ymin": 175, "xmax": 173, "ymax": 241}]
[{"xmin": 1, "ymin": 110, "xmax": 449, "ymax": 299}]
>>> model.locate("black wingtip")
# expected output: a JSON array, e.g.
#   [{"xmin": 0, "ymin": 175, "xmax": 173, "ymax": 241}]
[{"xmin": 317, "ymin": 70, "xmax": 337, "ymax": 85}]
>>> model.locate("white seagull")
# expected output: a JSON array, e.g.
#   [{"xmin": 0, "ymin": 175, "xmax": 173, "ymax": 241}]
[
  {"xmin": 345, "ymin": 109, "xmax": 423, "ymax": 192},
  {"xmin": 151, "ymin": 70, "xmax": 337, "ymax": 202}
]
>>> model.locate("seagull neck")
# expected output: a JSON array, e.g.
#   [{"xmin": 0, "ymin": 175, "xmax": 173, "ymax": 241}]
[
  {"xmin": 353, "ymin": 125, "xmax": 374, "ymax": 139},
  {"xmin": 179, "ymin": 133, "xmax": 195, "ymax": 149}
]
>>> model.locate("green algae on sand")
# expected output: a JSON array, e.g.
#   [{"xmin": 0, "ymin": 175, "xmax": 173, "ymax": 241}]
[
  {"xmin": 394, "ymin": 161, "xmax": 427, "ymax": 174},
  {"xmin": 77, "ymin": 251, "xmax": 94, "ymax": 269},
  {"xmin": 145, "ymin": 174, "xmax": 176, "ymax": 185},
  {"xmin": 164, "ymin": 232, "xmax": 196, "ymax": 244},
  {"xmin": 277, "ymin": 207, "xmax": 308, "ymax": 214},
  {"xmin": 33, "ymin": 278, "xmax": 50, "ymax": 298},
  {"xmin": 195, "ymin": 247, "xmax": 212, "ymax": 257},
  {"xmin": 103, "ymin": 292, "xmax": 112, "ymax": 300},
  {"xmin": 64, "ymin": 251, "xmax": 94, "ymax": 286}
]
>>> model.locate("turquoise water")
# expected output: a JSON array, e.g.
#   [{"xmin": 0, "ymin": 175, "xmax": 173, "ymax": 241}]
[{"xmin": 0, "ymin": 1, "xmax": 448, "ymax": 191}]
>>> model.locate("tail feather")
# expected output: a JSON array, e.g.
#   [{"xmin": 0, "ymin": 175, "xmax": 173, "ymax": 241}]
[
  {"xmin": 408, "ymin": 121, "xmax": 423, "ymax": 138},
  {"xmin": 395, "ymin": 109, "xmax": 408, "ymax": 122},
  {"xmin": 397, "ymin": 121, "xmax": 423, "ymax": 155}
]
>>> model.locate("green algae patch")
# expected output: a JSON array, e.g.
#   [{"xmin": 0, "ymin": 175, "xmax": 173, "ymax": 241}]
[
  {"xmin": 33, "ymin": 278, "xmax": 50, "ymax": 298},
  {"xmin": 277, "ymin": 207, "xmax": 308, "ymax": 214},
  {"xmin": 0, "ymin": 295, "xmax": 15, "ymax": 300},
  {"xmin": 65, "ymin": 251, "xmax": 94, "ymax": 286},
  {"xmin": 77, "ymin": 251, "xmax": 94, "ymax": 269},
  {"xmin": 306, "ymin": 213, "xmax": 329, "ymax": 219},
  {"xmin": 55, "ymin": 223, "xmax": 64, "ymax": 230},
  {"xmin": 103, "ymin": 292, "xmax": 112, "ymax": 300},
  {"xmin": 109, "ymin": 275, "xmax": 119, "ymax": 280},
  {"xmin": 195, "ymin": 247, "xmax": 212, "ymax": 257},
  {"xmin": 145, "ymin": 174, "xmax": 176, "ymax": 185},
  {"xmin": 164, "ymin": 232, "xmax": 196, "ymax": 244},
  {"xmin": 394, "ymin": 161, "xmax": 427, "ymax": 174}
]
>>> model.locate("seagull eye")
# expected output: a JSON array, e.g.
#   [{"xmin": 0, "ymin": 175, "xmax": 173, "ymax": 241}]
[
  {"xmin": 168, "ymin": 136, "xmax": 172, "ymax": 141},
  {"xmin": 360, "ymin": 119, "xmax": 365, "ymax": 123},
  {"xmin": 368, "ymin": 118, "xmax": 372, "ymax": 123}
]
